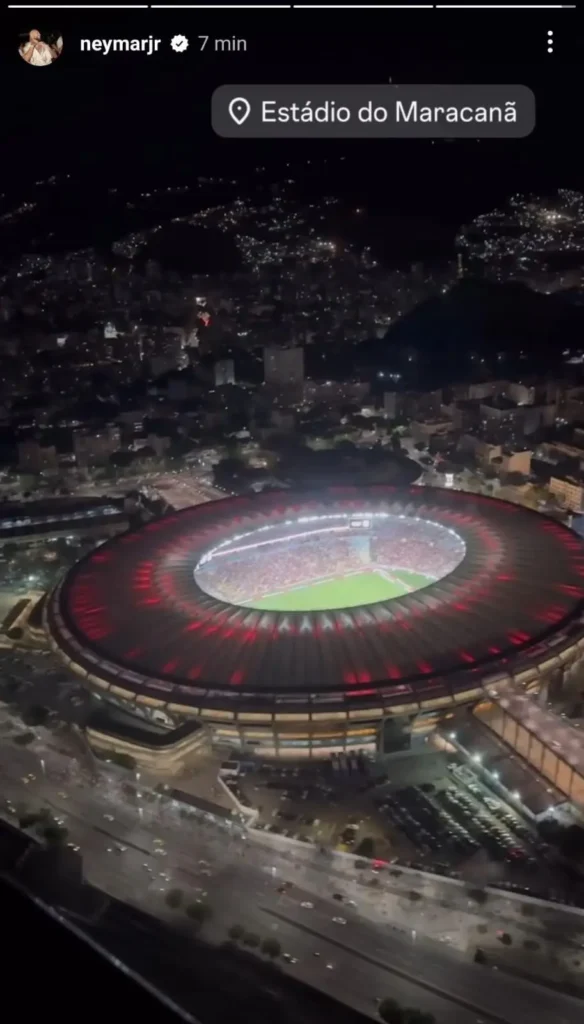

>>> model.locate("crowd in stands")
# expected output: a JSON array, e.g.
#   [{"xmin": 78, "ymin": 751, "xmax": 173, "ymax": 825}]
[
  {"xmin": 197, "ymin": 536, "xmax": 360, "ymax": 603},
  {"xmin": 371, "ymin": 524, "xmax": 464, "ymax": 580},
  {"xmin": 196, "ymin": 521, "xmax": 465, "ymax": 604}
]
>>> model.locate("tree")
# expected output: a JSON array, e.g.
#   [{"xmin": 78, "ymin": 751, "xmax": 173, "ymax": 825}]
[
  {"xmin": 165, "ymin": 888, "xmax": 183, "ymax": 909},
  {"xmin": 261, "ymin": 937, "xmax": 282, "ymax": 959},
  {"xmin": 378, "ymin": 997, "xmax": 404, "ymax": 1024},
  {"xmin": 7, "ymin": 627, "xmax": 23, "ymax": 641},
  {"xmin": 19, "ymin": 812, "xmax": 41, "ymax": 830},
  {"xmin": 52, "ymin": 536, "xmax": 72, "ymax": 559},
  {"xmin": 13, "ymin": 732, "xmax": 34, "ymax": 747},
  {"xmin": 109, "ymin": 450, "xmax": 136, "ymax": 469},
  {"xmin": 212, "ymin": 456, "xmax": 247, "ymax": 488},
  {"xmin": 474, "ymin": 948, "xmax": 487, "ymax": 964},
  {"xmin": 42, "ymin": 824, "xmax": 68, "ymax": 844},
  {"xmin": 467, "ymin": 888, "xmax": 488, "ymax": 905},
  {"xmin": 463, "ymin": 473, "xmax": 482, "ymax": 494},
  {"xmin": 408, "ymin": 891, "xmax": 422, "ymax": 902},
  {"xmin": 22, "ymin": 705, "xmax": 50, "ymax": 728},
  {"xmin": 185, "ymin": 902, "xmax": 212, "ymax": 924},
  {"xmin": 504, "ymin": 471, "xmax": 526, "ymax": 487},
  {"xmin": 2, "ymin": 542, "xmax": 19, "ymax": 560},
  {"xmin": 136, "ymin": 445, "xmax": 156, "ymax": 461},
  {"xmin": 228, "ymin": 924, "xmax": 245, "ymax": 942},
  {"xmin": 528, "ymin": 484, "xmax": 550, "ymax": 506},
  {"xmin": 498, "ymin": 932, "xmax": 512, "ymax": 946},
  {"xmin": 242, "ymin": 932, "xmax": 260, "ymax": 948},
  {"xmin": 558, "ymin": 823, "xmax": 584, "ymax": 859},
  {"xmin": 224, "ymin": 438, "xmax": 242, "ymax": 459},
  {"xmin": 355, "ymin": 836, "xmax": 375, "ymax": 858}
]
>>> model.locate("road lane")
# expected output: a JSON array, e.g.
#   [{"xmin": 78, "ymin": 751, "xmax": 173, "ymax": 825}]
[
  {"xmin": 1, "ymin": 725, "xmax": 583, "ymax": 1024},
  {"xmin": 253, "ymin": 895, "xmax": 584, "ymax": 1024}
]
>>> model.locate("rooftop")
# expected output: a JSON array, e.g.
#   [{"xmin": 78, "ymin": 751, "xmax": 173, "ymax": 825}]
[{"xmin": 47, "ymin": 487, "xmax": 584, "ymax": 712}]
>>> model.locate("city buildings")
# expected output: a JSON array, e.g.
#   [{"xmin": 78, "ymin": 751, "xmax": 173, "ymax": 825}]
[
  {"xmin": 18, "ymin": 440, "xmax": 58, "ymax": 474},
  {"xmin": 549, "ymin": 475, "xmax": 584, "ymax": 513},
  {"xmin": 456, "ymin": 190, "xmax": 584, "ymax": 291},
  {"xmin": 73, "ymin": 427, "xmax": 121, "ymax": 469},
  {"xmin": 263, "ymin": 346, "xmax": 305, "ymax": 401},
  {"xmin": 214, "ymin": 359, "xmax": 235, "ymax": 386}
]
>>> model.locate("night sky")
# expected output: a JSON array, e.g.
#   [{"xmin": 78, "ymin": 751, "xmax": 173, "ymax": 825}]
[{"xmin": 1, "ymin": 10, "xmax": 582, "ymax": 235}]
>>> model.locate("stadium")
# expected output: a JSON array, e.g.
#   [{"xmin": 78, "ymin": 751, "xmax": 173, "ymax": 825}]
[{"xmin": 45, "ymin": 486, "xmax": 584, "ymax": 759}]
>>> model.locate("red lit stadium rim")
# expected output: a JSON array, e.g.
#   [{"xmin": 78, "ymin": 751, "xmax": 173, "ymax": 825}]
[{"xmin": 46, "ymin": 487, "xmax": 584, "ymax": 714}]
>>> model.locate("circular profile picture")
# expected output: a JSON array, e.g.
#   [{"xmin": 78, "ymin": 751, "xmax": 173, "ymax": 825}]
[{"xmin": 19, "ymin": 28, "xmax": 63, "ymax": 67}]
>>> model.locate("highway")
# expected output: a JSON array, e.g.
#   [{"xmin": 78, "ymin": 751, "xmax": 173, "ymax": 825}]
[
  {"xmin": 257, "ymin": 892, "xmax": 582, "ymax": 1024},
  {"xmin": 201, "ymin": 858, "xmax": 584, "ymax": 1024},
  {"xmin": 0, "ymin": 731, "xmax": 583, "ymax": 1024}
]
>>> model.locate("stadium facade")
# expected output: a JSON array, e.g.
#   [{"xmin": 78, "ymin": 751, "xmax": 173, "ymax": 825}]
[{"xmin": 45, "ymin": 487, "xmax": 584, "ymax": 759}]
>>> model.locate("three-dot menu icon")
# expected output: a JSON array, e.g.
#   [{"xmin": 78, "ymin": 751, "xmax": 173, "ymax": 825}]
[{"xmin": 547, "ymin": 30, "xmax": 554, "ymax": 55}]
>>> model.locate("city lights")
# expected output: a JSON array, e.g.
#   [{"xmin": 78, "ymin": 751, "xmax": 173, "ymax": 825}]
[{"xmin": 457, "ymin": 190, "xmax": 584, "ymax": 292}]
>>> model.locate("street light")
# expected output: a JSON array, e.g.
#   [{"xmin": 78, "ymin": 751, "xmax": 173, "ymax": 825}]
[{"xmin": 135, "ymin": 771, "xmax": 143, "ymax": 818}]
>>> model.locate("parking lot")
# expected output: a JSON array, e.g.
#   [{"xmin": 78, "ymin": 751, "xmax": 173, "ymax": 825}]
[
  {"xmin": 235, "ymin": 755, "xmax": 392, "ymax": 857},
  {"xmin": 236, "ymin": 752, "xmax": 450, "ymax": 857},
  {"xmin": 233, "ymin": 750, "xmax": 569, "ymax": 895},
  {"xmin": 375, "ymin": 763, "xmax": 549, "ymax": 881}
]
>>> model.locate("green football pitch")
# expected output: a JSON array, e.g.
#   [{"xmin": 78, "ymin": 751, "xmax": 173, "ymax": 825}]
[{"xmin": 243, "ymin": 569, "xmax": 435, "ymax": 612}]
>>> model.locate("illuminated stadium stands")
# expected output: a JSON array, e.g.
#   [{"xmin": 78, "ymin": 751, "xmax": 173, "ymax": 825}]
[{"xmin": 45, "ymin": 487, "xmax": 584, "ymax": 758}]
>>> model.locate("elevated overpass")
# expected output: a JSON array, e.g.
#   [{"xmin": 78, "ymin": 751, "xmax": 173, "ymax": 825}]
[
  {"xmin": 474, "ymin": 680, "xmax": 584, "ymax": 812},
  {"xmin": 0, "ymin": 498, "xmax": 127, "ymax": 545}
]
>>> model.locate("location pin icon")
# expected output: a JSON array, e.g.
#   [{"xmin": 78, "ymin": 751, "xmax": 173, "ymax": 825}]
[{"xmin": 228, "ymin": 97, "xmax": 251, "ymax": 126}]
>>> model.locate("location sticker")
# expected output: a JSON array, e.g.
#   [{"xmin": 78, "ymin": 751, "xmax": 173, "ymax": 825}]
[{"xmin": 228, "ymin": 97, "xmax": 251, "ymax": 126}]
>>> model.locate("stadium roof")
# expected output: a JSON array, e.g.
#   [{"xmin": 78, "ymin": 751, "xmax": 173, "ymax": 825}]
[{"xmin": 47, "ymin": 487, "xmax": 584, "ymax": 711}]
